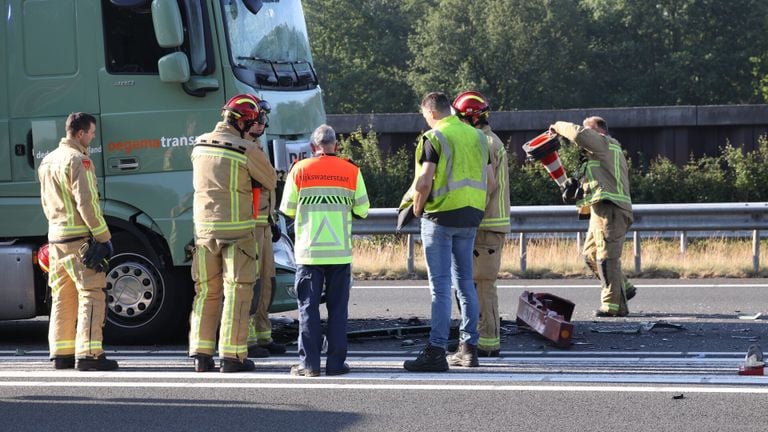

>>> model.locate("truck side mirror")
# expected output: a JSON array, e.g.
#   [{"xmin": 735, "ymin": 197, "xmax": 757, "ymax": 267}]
[
  {"xmin": 243, "ymin": 0, "xmax": 263, "ymax": 14},
  {"xmin": 158, "ymin": 52, "xmax": 190, "ymax": 83},
  {"xmin": 151, "ymin": 0, "xmax": 184, "ymax": 48}
]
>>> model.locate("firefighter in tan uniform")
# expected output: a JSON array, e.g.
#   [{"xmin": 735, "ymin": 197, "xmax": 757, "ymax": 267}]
[
  {"xmin": 452, "ymin": 92, "xmax": 510, "ymax": 357},
  {"xmin": 38, "ymin": 112, "xmax": 118, "ymax": 371},
  {"xmin": 551, "ymin": 117, "xmax": 635, "ymax": 317},
  {"xmin": 242, "ymin": 98, "xmax": 287, "ymax": 358},
  {"xmin": 189, "ymin": 94, "xmax": 276, "ymax": 372}
]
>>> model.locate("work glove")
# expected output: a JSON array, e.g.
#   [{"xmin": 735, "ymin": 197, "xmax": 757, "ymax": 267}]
[
  {"xmin": 270, "ymin": 223, "xmax": 282, "ymax": 243},
  {"xmin": 396, "ymin": 189, "xmax": 416, "ymax": 233},
  {"xmin": 561, "ymin": 177, "xmax": 584, "ymax": 204},
  {"xmin": 81, "ymin": 239, "xmax": 113, "ymax": 273},
  {"xmin": 396, "ymin": 204, "xmax": 415, "ymax": 233}
]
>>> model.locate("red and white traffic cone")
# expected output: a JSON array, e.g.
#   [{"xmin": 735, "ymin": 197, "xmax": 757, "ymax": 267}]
[{"xmin": 522, "ymin": 131, "xmax": 568, "ymax": 188}]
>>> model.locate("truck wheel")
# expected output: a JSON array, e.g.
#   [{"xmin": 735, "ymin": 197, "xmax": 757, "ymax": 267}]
[{"xmin": 103, "ymin": 232, "xmax": 191, "ymax": 343}]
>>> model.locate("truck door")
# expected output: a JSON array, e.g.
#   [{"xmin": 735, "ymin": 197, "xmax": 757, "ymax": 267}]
[
  {"xmin": 1, "ymin": 0, "xmax": 102, "ymax": 236},
  {"xmin": 98, "ymin": 0, "xmax": 224, "ymax": 244}
]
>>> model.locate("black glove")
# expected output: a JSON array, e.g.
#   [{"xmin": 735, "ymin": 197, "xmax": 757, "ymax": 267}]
[
  {"xmin": 561, "ymin": 177, "xmax": 584, "ymax": 204},
  {"xmin": 396, "ymin": 204, "xmax": 415, "ymax": 232},
  {"xmin": 82, "ymin": 239, "xmax": 113, "ymax": 273},
  {"xmin": 270, "ymin": 223, "xmax": 281, "ymax": 243}
]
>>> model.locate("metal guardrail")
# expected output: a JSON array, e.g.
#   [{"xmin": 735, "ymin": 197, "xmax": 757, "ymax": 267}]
[{"xmin": 352, "ymin": 202, "xmax": 768, "ymax": 273}]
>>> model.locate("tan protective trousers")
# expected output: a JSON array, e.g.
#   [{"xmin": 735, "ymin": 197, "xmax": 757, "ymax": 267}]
[
  {"xmin": 248, "ymin": 224, "xmax": 276, "ymax": 345},
  {"xmin": 472, "ymin": 230, "xmax": 505, "ymax": 352},
  {"xmin": 582, "ymin": 201, "xmax": 633, "ymax": 315},
  {"xmin": 47, "ymin": 240, "xmax": 107, "ymax": 359},
  {"xmin": 189, "ymin": 236, "xmax": 258, "ymax": 360}
]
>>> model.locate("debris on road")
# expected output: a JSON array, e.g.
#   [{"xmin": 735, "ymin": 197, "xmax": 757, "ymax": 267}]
[
  {"xmin": 591, "ymin": 326, "xmax": 641, "ymax": 334},
  {"xmin": 738, "ymin": 344, "xmax": 764, "ymax": 376},
  {"xmin": 591, "ymin": 321, "xmax": 686, "ymax": 335},
  {"xmin": 516, "ymin": 291, "xmax": 575, "ymax": 348},
  {"xmin": 407, "ymin": 317, "xmax": 423, "ymax": 326},
  {"xmin": 347, "ymin": 325, "xmax": 432, "ymax": 340},
  {"xmin": 641, "ymin": 321, "xmax": 686, "ymax": 332}
]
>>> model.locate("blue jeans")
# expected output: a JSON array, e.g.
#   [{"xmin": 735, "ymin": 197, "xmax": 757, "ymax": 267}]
[
  {"xmin": 295, "ymin": 264, "xmax": 351, "ymax": 373},
  {"xmin": 421, "ymin": 217, "xmax": 479, "ymax": 348}
]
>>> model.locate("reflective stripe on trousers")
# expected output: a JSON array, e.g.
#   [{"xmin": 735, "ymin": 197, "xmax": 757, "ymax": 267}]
[
  {"xmin": 47, "ymin": 240, "xmax": 107, "ymax": 359},
  {"xmin": 189, "ymin": 236, "xmax": 257, "ymax": 360},
  {"xmin": 473, "ymin": 230, "xmax": 504, "ymax": 351}
]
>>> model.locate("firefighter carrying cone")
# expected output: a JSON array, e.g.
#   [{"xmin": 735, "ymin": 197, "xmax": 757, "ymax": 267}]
[
  {"xmin": 188, "ymin": 94, "xmax": 276, "ymax": 372},
  {"xmin": 544, "ymin": 117, "xmax": 636, "ymax": 317}
]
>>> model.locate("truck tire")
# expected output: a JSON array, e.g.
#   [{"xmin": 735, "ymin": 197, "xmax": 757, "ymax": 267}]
[{"xmin": 103, "ymin": 232, "xmax": 192, "ymax": 343}]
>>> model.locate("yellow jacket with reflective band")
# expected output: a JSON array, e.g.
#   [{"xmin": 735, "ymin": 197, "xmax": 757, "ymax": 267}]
[
  {"xmin": 38, "ymin": 137, "xmax": 111, "ymax": 243},
  {"xmin": 552, "ymin": 121, "xmax": 633, "ymax": 220},
  {"xmin": 280, "ymin": 154, "xmax": 369, "ymax": 265},
  {"xmin": 192, "ymin": 122, "xmax": 276, "ymax": 239},
  {"xmin": 479, "ymin": 126, "xmax": 511, "ymax": 233},
  {"xmin": 416, "ymin": 115, "xmax": 488, "ymax": 215}
]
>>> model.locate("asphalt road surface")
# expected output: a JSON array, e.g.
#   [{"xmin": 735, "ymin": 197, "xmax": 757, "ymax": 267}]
[{"xmin": 1, "ymin": 279, "xmax": 766, "ymax": 431}]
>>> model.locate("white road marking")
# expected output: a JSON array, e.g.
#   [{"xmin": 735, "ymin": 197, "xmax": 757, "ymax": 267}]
[
  {"xmin": 0, "ymin": 350, "xmax": 749, "ymax": 357},
  {"xmin": 0, "ymin": 353, "xmax": 764, "ymax": 389},
  {"xmin": 352, "ymin": 283, "xmax": 768, "ymax": 289},
  {"xmin": 0, "ymin": 379, "xmax": 766, "ymax": 393}
]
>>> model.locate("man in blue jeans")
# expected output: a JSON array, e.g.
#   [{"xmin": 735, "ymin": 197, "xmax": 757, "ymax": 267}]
[
  {"xmin": 403, "ymin": 92, "xmax": 490, "ymax": 372},
  {"xmin": 280, "ymin": 124, "xmax": 369, "ymax": 377}
]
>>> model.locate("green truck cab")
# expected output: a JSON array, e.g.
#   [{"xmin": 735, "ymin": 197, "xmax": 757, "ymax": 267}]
[{"xmin": 0, "ymin": 0, "xmax": 324, "ymax": 342}]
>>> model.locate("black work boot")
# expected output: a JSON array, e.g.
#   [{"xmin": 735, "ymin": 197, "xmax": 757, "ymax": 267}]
[
  {"xmin": 593, "ymin": 309, "xmax": 628, "ymax": 318},
  {"xmin": 193, "ymin": 354, "xmax": 215, "ymax": 372},
  {"xmin": 247, "ymin": 345, "xmax": 270, "ymax": 358},
  {"xmin": 52, "ymin": 356, "xmax": 75, "ymax": 370},
  {"xmin": 624, "ymin": 281, "xmax": 637, "ymax": 301},
  {"xmin": 447, "ymin": 342, "xmax": 479, "ymax": 367},
  {"xmin": 259, "ymin": 341, "xmax": 286, "ymax": 355},
  {"xmin": 76, "ymin": 354, "xmax": 118, "ymax": 371},
  {"xmin": 220, "ymin": 358, "xmax": 256, "ymax": 373},
  {"xmin": 404, "ymin": 345, "xmax": 449, "ymax": 372}
]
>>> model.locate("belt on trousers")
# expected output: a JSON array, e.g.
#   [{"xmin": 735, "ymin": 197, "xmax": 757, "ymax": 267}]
[{"xmin": 48, "ymin": 236, "xmax": 89, "ymax": 245}]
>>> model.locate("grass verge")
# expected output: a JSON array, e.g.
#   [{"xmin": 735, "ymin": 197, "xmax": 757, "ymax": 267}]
[{"xmin": 351, "ymin": 236, "xmax": 768, "ymax": 279}]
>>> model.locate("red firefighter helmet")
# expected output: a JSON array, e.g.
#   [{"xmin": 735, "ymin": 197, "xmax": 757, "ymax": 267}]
[
  {"xmin": 222, "ymin": 94, "xmax": 270, "ymax": 126},
  {"xmin": 452, "ymin": 91, "xmax": 490, "ymax": 126},
  {"xmin": 37, "ymin": 243, "xmax": 50, "ymax": 273}
]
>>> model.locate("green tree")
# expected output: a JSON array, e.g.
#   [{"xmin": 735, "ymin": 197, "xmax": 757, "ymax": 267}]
[
  {"xmin": 407, "ymin": 0, "xmax": 591, "ymax": 110},
  {"xmin": 721, "ymin": 138, "xmax": 768, "ymax": 202},
  {"xmin": 304, "ymin": 0, "xmax": 416, "ymax": 113},
  {"xmin": 582, "ymin": 0, "xmax": 768, "ymax": 106},
  {"xmin": 336, "ymin": 129, "xmax": 412, "ymax": 207}
]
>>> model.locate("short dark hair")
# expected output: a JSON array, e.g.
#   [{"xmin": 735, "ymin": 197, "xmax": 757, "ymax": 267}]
[
  {"xmin": 420, "ymin": 92, "xmax": 452, "ymax": 115},
  {"xmin": 66, "ymin": 112, "xmax": 96, "ymax": 136}
]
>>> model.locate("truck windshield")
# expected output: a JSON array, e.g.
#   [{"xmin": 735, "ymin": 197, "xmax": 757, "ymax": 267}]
[{"xmin": 221, "ymin": 0, "xmax": 318, "ymax": 90}]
